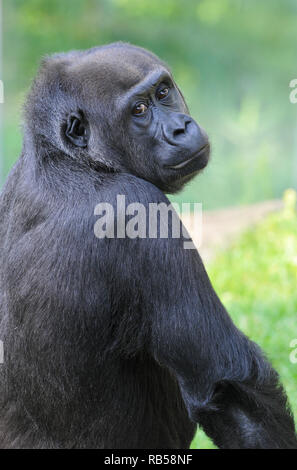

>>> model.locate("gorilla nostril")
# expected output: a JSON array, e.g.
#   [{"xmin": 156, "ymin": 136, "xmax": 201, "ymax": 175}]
[{"xmin": 173, "ymin": 127, "xmax": 185, "ymax": 137}]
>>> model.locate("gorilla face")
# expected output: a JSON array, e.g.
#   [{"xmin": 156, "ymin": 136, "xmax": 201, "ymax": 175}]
[
  {"xmin": 28, "ymin": 43, "xmax": 210, "ymax": 194},
  {"xmin": 126, "ymin": 70, "xmax": 210, "ymax": 193}
]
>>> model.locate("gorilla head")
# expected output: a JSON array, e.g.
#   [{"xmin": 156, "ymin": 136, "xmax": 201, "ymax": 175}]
[{"xmin": 25, "ymin": 42, "xmax": 210, "ymax": 193}]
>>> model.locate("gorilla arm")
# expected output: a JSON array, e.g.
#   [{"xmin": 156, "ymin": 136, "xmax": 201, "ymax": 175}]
[{"xmin": 146, "ymin": 244, "xmax": 297, "ymax": 449}]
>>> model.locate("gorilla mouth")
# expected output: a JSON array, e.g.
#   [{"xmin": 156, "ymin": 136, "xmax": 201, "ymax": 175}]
[
  {"xmin": 166, "ymin": 143, "xmax": 210, "ymax": 171},
  {"xmin": 168, "ymin": 154, "xmax": 199, "ymax": 170}
]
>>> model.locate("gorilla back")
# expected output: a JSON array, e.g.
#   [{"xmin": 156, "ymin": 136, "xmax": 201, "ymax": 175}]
[{"xmin": 0, "ymin": 43, "xmax": 296, "ymax": 449}]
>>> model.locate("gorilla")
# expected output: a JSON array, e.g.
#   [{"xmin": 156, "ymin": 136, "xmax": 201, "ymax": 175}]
[{"xmin": 0, "ymin": 42, "xmax": 296, "ymax": 449}]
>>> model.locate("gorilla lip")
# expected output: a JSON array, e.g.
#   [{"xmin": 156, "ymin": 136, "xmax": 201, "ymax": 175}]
[{"xmin": 166, "ymin": 143, "xmax": 210, "ymax": 170}]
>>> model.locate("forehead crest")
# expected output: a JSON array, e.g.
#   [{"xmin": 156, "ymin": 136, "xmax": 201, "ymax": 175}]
[{"xmin": 66, "ymin": 44, "xmax": 167, "ymax": 96}]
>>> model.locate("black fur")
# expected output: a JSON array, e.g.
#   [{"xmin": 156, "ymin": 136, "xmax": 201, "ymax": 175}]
[{"xmin": 0, "ymin": 43, "xmax": 296, "ymax": 449}]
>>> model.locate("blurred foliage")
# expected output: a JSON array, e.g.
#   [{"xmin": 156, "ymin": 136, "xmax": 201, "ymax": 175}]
[
  {"xmin": 2, "ymin": 0, "xmax": 297, "ymax": 208},
  {"xmin": 192, "ymin": 190, "xmax": 297, "ymax": 448}
]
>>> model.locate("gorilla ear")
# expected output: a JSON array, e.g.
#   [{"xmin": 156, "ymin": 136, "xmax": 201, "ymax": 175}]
[{"xmin": 65, "ymin": 112, "xmax": 89, "ymax": 148}]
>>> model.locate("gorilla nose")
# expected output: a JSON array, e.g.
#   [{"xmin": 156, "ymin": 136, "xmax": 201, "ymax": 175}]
[
  {"xmin": 163, "ymin": 113, "xmax": 208, "ymax": 155},
  {"xmin": 163, "ymin": 113, "xmax": 192, "ymax": 144},
  {"xmin": 172, "ymin": 117, "xmax": 192, "ymax": 139}
]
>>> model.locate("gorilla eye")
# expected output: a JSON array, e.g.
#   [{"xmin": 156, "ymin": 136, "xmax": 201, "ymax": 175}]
[
  {"xmin": 156, "ymin": 87, "xmax": 169, "ymax": 101},
  {"xmin": 132, "ymin": 103, "xmax": 148, "ymax": 116}
]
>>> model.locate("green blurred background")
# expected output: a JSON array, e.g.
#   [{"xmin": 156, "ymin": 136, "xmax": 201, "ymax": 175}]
[
  {"xmin": 1, "ymin": 0, "xmax": 297, "ymax": 450},
  {"xmin": 3, "ymin": 0, "xmax": 297, "ymax": 208}
]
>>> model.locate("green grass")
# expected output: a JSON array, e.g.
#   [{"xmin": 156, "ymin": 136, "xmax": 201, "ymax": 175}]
[{"xmin": 191, "ymin": 191, "xmax": 297, "ymax": 449}]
